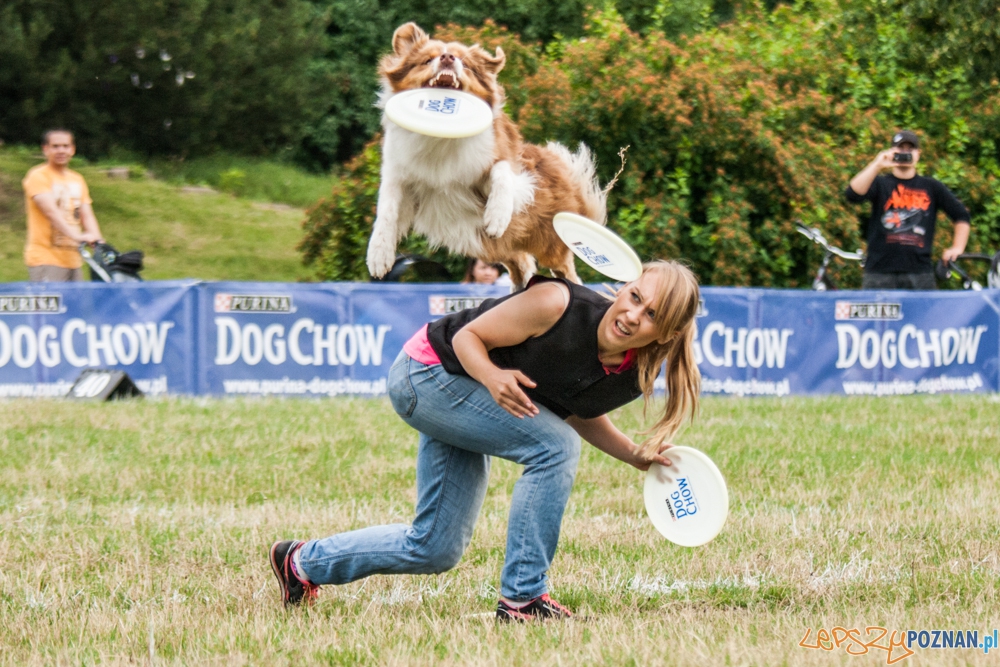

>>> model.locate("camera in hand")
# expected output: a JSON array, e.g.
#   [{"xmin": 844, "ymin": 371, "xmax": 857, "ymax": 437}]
[{"xmin": 892, "ymin": 152, "xmax": 913, "ymax": 163}]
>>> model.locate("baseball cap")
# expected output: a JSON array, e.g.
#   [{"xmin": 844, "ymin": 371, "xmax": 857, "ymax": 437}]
[{"xmin": 891, "ymin": 130, "xmax": 919, "ymax": 148}]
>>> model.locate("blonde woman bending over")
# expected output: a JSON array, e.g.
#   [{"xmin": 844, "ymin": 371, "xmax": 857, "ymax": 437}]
[{"xmin": 270, "ymin": 261, "xmax": 701, "ymax": 621}]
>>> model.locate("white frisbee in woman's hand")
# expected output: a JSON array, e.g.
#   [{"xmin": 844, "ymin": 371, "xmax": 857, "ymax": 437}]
[
  {"xmin": 643, "ymin": 446, "xmax": 729, "ymax": 547},
  {"xmin": 384, "ymin": 89, "xmax": 494, "ymax": 138},
  {"xmin": 553, "ymin": 212, "xmax": 643, "ymax": 282}
]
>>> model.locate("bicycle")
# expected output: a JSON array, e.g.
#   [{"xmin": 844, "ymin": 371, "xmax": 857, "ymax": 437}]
[
  {"xmin": 80, "ymin": 242, "xmax": 144, "ymax": 283},
  {"xmin": 795, "ymin": 221, "xmax": 865, "ymax": 291},
  {"xmin": 934, "ymin": 252, "xmax": 1000, "ymax": 290}
]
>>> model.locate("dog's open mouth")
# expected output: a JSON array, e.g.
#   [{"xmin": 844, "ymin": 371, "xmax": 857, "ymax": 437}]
[{"xmin": 427, "ymin": 71, "xmax": 460, "ymax": 89}]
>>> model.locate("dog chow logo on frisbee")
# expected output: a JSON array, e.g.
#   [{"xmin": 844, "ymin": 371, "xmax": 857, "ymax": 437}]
[
  {"xmin": 421, "ymin": 97, "xmax": 459, "ymax": 115},
  {"xmin": 0, "ymin": 295, "xmax": 63, "ymax": 315},
  {"xmin": 571, "ymin": 242, "xmax": 613, "ymax": 268},
  {"xmin": 665, "ymin": 477, "xmax": 700, "ymax": 521},
  {"xmin": 835, "ymin": 301, "xmax": 902, "ymax": 321},
  {"xmin": 429, "ymin": 296, "xmax": 488, "ymax": 316},
  {"xmin": 214, "ymin": 294, "xmax": 294, "ymax": 314}
]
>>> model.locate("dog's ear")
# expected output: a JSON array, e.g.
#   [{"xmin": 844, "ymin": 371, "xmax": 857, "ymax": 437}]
[
  {"xmin": 482, "ymin": 46, "xmax": 506, "ymax": 75},
  {"xmin": 392, "ymin": 23, "xmax": 429, "ymax": 56}
]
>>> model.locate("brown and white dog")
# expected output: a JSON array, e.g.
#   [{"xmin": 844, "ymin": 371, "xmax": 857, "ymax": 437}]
[{"xmin": 366, "ymin": 22, "xmax": 608, "ymax": 288}]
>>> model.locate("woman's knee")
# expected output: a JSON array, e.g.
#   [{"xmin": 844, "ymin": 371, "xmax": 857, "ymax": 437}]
[
  {"xmin": 407, "ymin": 538, "xmax": 466, "ymax": 574},
  {"xmin": 527, "ymin": 426, "xmax": 581, "ymax": 471},
  {"xmin": 562, "ymin": 429, "xmax": 582, "ymax": 460}
]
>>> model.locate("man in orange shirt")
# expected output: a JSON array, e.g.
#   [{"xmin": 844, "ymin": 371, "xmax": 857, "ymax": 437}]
[{"xmin": 22, "ymin": 129, "xmax": 104, "ymax": 281}]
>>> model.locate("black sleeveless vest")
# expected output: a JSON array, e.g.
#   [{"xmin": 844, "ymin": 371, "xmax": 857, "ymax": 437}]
[{"xmin": 426, "ymin": 277, "xmax": 642, "ymax": 419}]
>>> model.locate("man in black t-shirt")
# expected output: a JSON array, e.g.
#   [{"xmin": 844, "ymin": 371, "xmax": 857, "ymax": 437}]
[{"xmin": 845, "ymin": 130, "xmax": 971, "ymax": 289}]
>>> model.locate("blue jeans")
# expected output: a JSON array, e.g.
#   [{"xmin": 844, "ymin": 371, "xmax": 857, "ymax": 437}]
[{"xmin": 297, "ymin": 351, "xmax": 581, "ymax": 601}]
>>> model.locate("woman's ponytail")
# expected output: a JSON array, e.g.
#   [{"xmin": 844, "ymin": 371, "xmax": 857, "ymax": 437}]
[{"xmin": 630, "ymin": 261, "xmax": 701, "ymax": 457}]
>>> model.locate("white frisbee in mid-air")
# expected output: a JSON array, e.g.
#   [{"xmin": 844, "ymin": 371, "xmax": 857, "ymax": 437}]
[
  {"xmin": 643, "ymin": 446, "xmax": 729, "ymax": 547},
  {"xmin": 384, "ymin": 89, "xmax": 494, "ymax": 138},
  {"xmin": 553, "ymin": 212, "xmax": 643, "ymax": 282}
]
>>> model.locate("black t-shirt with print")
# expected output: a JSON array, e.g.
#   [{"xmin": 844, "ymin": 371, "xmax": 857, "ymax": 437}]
[{"xmin": 845, "ymin": 174, "xmax": 970, "ymax": 274}]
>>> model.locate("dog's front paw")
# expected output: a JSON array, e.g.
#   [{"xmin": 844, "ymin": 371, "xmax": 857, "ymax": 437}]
[
  {"xmin": 483, "ymin": 200, "xmax": 513, "ymax": 238},
  {"xmin": 366, "ymin": 238, "xmax": 397, "ymax": 278}
]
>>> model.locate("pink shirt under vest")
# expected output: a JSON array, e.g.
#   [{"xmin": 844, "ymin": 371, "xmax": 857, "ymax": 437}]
[{"xmin": 402, "ymin": 323, "xmax": 635, "ymax": 375}]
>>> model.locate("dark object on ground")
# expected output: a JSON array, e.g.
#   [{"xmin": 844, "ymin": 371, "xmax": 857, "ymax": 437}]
[
  {"xmin": 81, "ymin": 242, "xmax": 144, "ymax": 282},
  {"xmin": 66, "ymin": 369, "xmax": 143, "ymax": 400},
  {"xmin": 372, "ymin": 254, "xmax": 452, "ymax": 283}
]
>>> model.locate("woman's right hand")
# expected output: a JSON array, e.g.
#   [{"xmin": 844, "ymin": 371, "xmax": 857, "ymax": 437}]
[
  {"xmin": 629, "ymin": 442, "xmax": 675, "ymax": 471},
  {"xmin": 484, "ymin": 369, "xmax": 539, "ymax": 419}
]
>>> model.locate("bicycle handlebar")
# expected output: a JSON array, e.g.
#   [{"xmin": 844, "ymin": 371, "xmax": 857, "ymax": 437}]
[
  {"xmin": 795, "ymin": 223, "xmax": 864, "ymax": 261},
  {"xmin": 948, "ymin": 253, "xmax": 994, "ymax": 263},
  {"xmin": 937, "ymin": 252, "xmax": 1000, "ymax": 286}
]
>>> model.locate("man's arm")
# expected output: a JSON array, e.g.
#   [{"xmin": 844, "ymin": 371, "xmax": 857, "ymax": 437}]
[
  {"xmin": 565, "ymin": 414, "xmax": 674, "ymax": 471},
  {"xmin": 31, "ymin": 193, "xmax": 101, "ymax": 244},
  {"xmin": 942, "ymin": 222, "xmax": 970, "ymax": 263},
  {"xmin": 847, "ymin": 150, "xmax": 896, "ymax": 198},
  {"xmin": 935, "ymin": 181, "xmax": 971, "ymax": 263},
  {"xmin": 79, "ymin": 201, "xmax": 104, "ymax": 243}
]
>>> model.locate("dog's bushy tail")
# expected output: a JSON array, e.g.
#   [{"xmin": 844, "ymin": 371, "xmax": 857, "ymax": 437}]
[{"xmin": 546, "ymin": 142, "xmax": 607, "ymax": 225}]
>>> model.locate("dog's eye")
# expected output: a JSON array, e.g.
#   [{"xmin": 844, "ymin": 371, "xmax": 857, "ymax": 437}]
[{"xmin": 424, "ymin": 57, "xmax": 434, "ymax": 65}]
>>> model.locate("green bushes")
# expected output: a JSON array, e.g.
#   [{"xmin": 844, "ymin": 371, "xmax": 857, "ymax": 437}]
[{"xmin": 300, "ymin": 5, "xmax": 1000, "ymax": 287}]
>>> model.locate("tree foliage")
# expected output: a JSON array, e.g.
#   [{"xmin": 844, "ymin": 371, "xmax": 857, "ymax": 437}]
[
  {"xmin": 0, "ymin": 0, "xmax": 327, "ymax": 158},
  {"xmin": 301, "ymin": 4, "xmax": 1000, "ymax": 287}
]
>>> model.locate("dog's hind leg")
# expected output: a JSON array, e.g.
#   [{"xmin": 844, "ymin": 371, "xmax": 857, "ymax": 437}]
[
  {"xmin": 503, "ymin": 253, "xmax": 537, "ymax": 291},
  {"xmin": 548, "ymin": 248, "xmax": 581, "ymax": 284},
  {"xmin": 367, "ymin": 179, "xmax": 410, "ymax": 278}
]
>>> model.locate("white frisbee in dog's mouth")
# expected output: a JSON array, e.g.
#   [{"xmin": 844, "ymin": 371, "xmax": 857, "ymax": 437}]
[
  {"xmin": 553, "ymin": 212, "xmax": 643, "ymax": 282},
  {"xmin": 385, "ymin": 89, "xmax": 493, "ymax": 139}
]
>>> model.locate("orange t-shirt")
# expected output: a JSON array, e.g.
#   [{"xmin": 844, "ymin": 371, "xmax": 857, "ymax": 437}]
[{"xmin": 22, "ymin": 163, "xmax": 91, "ymax": 268}]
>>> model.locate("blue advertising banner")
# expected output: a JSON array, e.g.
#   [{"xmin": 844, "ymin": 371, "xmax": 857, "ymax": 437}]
[
  {"xmin": 691, "ymin": 288, "xmax": 999, "ymax": 396},
  {"xmin": 0, "ymin": 281, "xmax": 199, "ymax": 397},
  {"xmin": 763, "ymin": 290, "xmax": 999, "ymax": 396},
  {"xmin": 1, "ymin": 280, "xmax": 997, "ymax": 398},
  {"xmin": 197, "ymin": 282, "xmax": 509, "ymax": 397}
]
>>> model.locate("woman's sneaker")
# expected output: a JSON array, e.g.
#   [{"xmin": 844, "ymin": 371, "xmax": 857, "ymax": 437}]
[
  {"xmin": 496, "ymin": 593, "xmax": 574, "ymax": 622},
  {"xmin": 269, "ymin": 540, "xmax": 319, "ymax": 607}
]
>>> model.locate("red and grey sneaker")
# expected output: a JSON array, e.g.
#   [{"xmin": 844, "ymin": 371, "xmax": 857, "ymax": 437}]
[
  {"xmin": 496, "ymin": 593, "xmax": 574, "ymax": 622},
  {"xmin": 269, "ymin": 540, "xmax": 319, "ymax": 607}
]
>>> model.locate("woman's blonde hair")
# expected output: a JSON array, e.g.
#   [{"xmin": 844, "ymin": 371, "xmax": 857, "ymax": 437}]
[{"xmin": 629, "ymin": 261, "xmax": 701, "ymax": 456}]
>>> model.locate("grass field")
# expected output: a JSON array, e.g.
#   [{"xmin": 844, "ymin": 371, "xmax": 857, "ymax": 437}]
[
  {"xmin": 1, "ymin": 394, "xmax": 997, "ymax": 665},
  {"xmin": 0, "ymin": 146, "xmax": 331, "ymax": 283}
]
